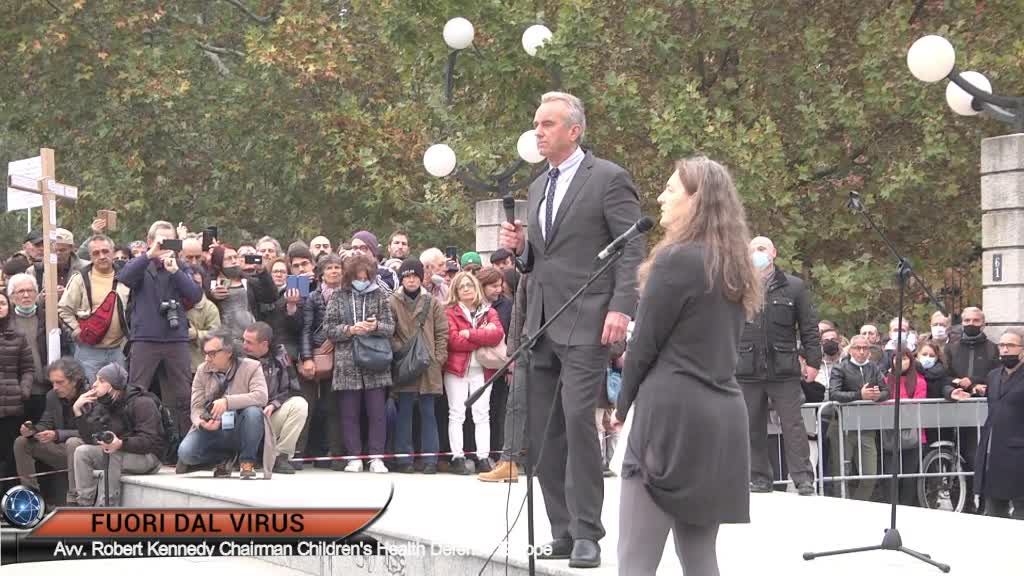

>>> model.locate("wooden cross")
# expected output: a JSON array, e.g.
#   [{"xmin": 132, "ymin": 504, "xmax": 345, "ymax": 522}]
[{"xmin": 7, "ymin": 148, "xmax": 78, "ymax": 363}]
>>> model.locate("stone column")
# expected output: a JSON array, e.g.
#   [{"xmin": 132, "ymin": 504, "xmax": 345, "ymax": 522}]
[
  {"xmin": 475, "ymin": 199, "xmax": 528, "ymax": 262},
  {"xmin": 981, "ymin": 133, "xmax": 1024, "ymax": 336}
]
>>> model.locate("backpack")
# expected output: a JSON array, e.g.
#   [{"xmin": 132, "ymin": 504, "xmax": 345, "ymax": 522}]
[{"xmin": 127, "ymin": 390, "xmax": 181, "ymax": 465}]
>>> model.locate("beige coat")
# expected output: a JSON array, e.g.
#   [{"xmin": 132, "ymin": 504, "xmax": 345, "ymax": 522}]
[
  {"xmin": 190, "ymin": 357, "xmax": 276, "ymax": 478},
  {"xmin": 389, "ymin": 290, "xmax": 448, "ymax": 395}
]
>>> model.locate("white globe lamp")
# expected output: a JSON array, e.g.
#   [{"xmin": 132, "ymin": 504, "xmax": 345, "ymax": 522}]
[
  {"xmin": 945, "ymin": 71, "xmax": 992, "ymax": 116},
  {"xmin": 907, "ymin": 35, "xmax": 956, "ymax": 83},
  {"xmin": 423, "ymin": 144, "xmax": 457, "ymax": 177},
  {"xmin": 521, "ymin": 24, "xmax": 553, "ymax": 57},
  {"xmin": 517, "ymin": 130, "xmax": 544, "ymax": 164},
  {"xmin": 443, "ymin": 18, "xmax": 475, "ymax": 50}
]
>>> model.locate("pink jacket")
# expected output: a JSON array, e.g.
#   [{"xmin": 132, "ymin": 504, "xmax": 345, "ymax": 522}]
[
  {"xmin": 887, "ymin": 371, "xmax": 928, "ymax": 442},
  {"xmin": 444, "ymin": 305, "xmax": 504, "ymax": 379}
]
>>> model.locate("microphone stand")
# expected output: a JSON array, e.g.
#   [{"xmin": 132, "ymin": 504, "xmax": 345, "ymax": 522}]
[
  {"xmin": 466, "ymin": 248, "xmax": 626, "ymax": 576},
  {"xmin": 803, "ymin": 191, "xmax": 949, "ymax": 573}
]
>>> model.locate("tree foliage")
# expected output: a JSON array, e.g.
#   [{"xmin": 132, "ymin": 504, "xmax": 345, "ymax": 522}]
[{"xmin": 2, "ymin": 0, "xmax": 1021, "ymax": 331}]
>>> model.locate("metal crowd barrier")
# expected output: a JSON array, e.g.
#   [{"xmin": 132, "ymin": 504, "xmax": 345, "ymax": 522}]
[{"xmin": 768, "ymin": 398, "xmax": 987, "ymax": 509}]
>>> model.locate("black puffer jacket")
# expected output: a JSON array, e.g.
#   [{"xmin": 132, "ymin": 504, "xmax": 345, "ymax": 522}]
[
  {"xmin": 918, "ymin": 361, "xmax": 952, "ymax": 399},
  {"xmin": 737, "ymin": 267, "xmax": 821, "ymax": 381},
  {"xmin": 943, "ymin": 332, "xmax": 1000, "ymax": 398},
  {"xmin": 0, "ymin": 323, "xmax": 34, "ymax": 418},
  {"xmin": 828, "ymin": 357, "xmax": 890, "ymax": 404},
  {"xmin": 300, "ymin": 286, "xmax": 334, "ymax": 361},
  {"xmin": 77, "ymin": 386, "xmax": 166, "ymax": 456}
]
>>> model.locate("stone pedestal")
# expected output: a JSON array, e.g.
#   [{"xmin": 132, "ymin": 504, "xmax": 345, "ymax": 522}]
[
  {"xmin": 475, "ymin": 199, "xmax": 528, "ymax": 262},
  {"xmin": 981, "ymin": 133, "xmax": 1024, "ymax": 336}
]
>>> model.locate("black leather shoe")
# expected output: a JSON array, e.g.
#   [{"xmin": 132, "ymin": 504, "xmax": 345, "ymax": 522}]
[
  {"xmin": 535, "ymin": 538, "xmax": 572, "ymax": 560},
  {"xmin": 750, "ymin": 479, "xmax": 773, "ymax": 493},
  {"xmin": 569, "ymin": 539, "xmax": 601, "ymax": 568}
]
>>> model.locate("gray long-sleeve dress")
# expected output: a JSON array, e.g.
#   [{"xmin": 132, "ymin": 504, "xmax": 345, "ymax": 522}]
[{"xmin": 615, "ymin": 243, "xmax": 751, "ymax": 526}]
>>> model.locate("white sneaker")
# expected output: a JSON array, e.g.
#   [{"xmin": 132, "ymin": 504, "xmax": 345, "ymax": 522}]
[
  {"xmin": 344, "ymin": 460, "xmax": 363, "ymax": 473},
  {"xmin": 369, "ymin": 459, "xmax": 389, "ymax": 474}
]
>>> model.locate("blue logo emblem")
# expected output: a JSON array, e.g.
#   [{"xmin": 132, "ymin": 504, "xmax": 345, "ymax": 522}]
[{"xmin": 2, "ymin": 485, "xmax": 45, "ymax": 529}]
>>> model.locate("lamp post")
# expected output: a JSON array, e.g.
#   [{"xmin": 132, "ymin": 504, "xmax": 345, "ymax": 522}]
[
  {"xmin": 423, "ymin": 129, "xmax": 545, "ymax": 196},
  {"xmin": 906, "ymin": 34, "xmax": 1023, "ymax": 132}
]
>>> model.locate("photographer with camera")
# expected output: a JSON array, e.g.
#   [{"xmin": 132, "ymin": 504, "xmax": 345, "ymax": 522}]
[
  {"xmin": 14, "ymin": 359, "xmax": 88, "ymax": 505},
  {"xmin": 72, "ymin": 363, "xmax": 165, "ymax": 507},
  {"xmin": 177, "ymin": 327, "xmax": 274, "ymax": 479},
  {"xmin": 118, "ymin": 220, "xmax": 202, "ymax": 437},
  {"xmin": 207, "ymin": 245, "xmax": 277, "ymax": 345}
]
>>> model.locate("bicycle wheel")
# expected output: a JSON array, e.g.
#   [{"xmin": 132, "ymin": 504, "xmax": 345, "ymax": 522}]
[{"xmin": 917, "ymin": 447, "xmax": 967, "ymax": 512}]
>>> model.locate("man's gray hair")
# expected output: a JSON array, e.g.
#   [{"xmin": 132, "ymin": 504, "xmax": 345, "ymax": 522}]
[
  {"xmin": 257, "ymin": 236, "xmax": 283, "ymax": 256},
  {"xmin": 962, "ymin": 306, "xmax": 985, "ymax": 322},
  {"xmin": 420, "ymin": 247, "xmax": 445, "ymax": 266},
  {"xmin": 541, "ymin": 91, "xmax": 586, "ymax": 142},
  {"xmin": 6, "ymin": 273, "xmax": 38, "ymax": 298},
  {"xmin": 1003, "ymin": 327, "xmax": 1024, "ymax": 341},
  {"xmin": 147, "ymin": 220, "xmax": 175, "ymax": 242},
  {"xmin": 86, "ymin": 234, "xmax": 115, "ymax": 251}
]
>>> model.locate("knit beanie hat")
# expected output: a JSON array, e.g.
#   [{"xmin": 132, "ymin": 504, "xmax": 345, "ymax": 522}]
[
  {"xmin": 398, "ymin": 258, "xmax": 424, "ymax": 281},
  {"xmin": 96, "ymin": 363, "xmax": 128, "ymax": 390},
  {"xmin": 351, "ymin": 231, "xmax": 379, "ymax": 259}
]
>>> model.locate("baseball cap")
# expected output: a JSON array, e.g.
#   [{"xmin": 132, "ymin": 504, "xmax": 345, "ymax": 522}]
[
  {"xmin": 24, "ymin": 230, "xmax": 43, "ymax": 245},
  {"xmin": 54, "ymin": 228, "xmax": 75, "ymax": 245},
  {"xmin": 460, "ymin": 251, "xmax": 482, "ymax": 267}
]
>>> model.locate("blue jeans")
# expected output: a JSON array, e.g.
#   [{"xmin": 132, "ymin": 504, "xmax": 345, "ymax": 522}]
[
  {"xmin": 177, "ymin": 405, "xmax": 264, "ymax": 464},
  {"xmin": 75, "ymin": 344, "xmax": 125, "ymax": 384},
  {"xmin": 396, "ymin": 392, "xmax": 438, "ymax": 465}
]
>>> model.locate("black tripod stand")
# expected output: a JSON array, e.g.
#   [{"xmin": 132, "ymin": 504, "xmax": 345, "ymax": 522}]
[
  {"xmin": 466, "ymin": 249, "xmax": 627, "ymax": 576},
  {"xmin": 804, "ymin": 191, "xmax": 949, "ymax": 572}
]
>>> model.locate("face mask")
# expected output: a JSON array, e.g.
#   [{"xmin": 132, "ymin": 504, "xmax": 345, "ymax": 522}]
[
  {"xmin": 822, "ymin": 341, "xmax": 840, "ymax": 357},
  {"xmin": 919, "ymin": 356, "xmax": 937, "ymax": 370},
  {"xmin": 752, "ymin": 252, "xmax": 771, "ymax": 270},
  {"xmin": 113, "ymin": 259, "xmax": 126, "ymax": 272},
  {"xmin": 930, "ymin": 326, "xmax": 947, "ymax": 340},
  {"xmin": 1000, "ymin": 354, "xmax": 1021, "ymax": 369},
  {"xmin": 963, "ymin": 325, "xmax": 982, "ymax": 338},
  {"xmin": 15, "ymin": 304, "xmax": 37, "ymax": 317},
  {"xmin": 351, "ymin": 280, "xmax": 371, "ymax": 292},
  {"xmin": 850, "ymin": 356, "xmax": 870, "ymax": 367},
  {"xmin": 222, "ymin": 266, "xmax": 242, "ymax": 279}
]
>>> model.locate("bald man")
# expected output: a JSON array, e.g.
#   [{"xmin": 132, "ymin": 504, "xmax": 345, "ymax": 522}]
[{"xmin": 738, "ymin": 236, "xmax": 821, "ymax": 496}]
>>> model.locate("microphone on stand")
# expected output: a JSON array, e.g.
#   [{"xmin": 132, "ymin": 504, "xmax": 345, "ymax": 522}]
[{"xmin": 597, "ymin": 217, "xmax": 655, "ymax": 261}]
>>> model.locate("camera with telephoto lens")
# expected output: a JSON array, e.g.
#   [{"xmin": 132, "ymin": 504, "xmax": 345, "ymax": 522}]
[
  {"xmin": 92, "ymin": 430, "xmax": 115, "ymax": 444},
  {"xmin": 160, "ymin": 299, "xmax": 181, "ymax": 329}
]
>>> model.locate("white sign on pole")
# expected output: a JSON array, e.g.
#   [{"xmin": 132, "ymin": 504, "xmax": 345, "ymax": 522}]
[
  {"xmin": 6, "ymin": 156, "xmax": 43, "ymax": 212},
  {"xmin": 47, "ymin": 329, "xmax": 61, "ymax": 365}
]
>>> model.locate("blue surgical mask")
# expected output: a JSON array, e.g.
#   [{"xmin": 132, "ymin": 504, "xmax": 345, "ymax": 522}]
[
  {"xmin": 919, "ymin": 356, "xmax": 937, "ymax": 370},
  {"xmin": 752, "ymin": 252, "xmax": 771, "ymax": 270},
  {"xmin": 351, "ymin": 280, "xmax": 371, "ymax": 292},
  {"xmin": 15, "ymin": 304, "xmax": 37, "ymax": 317}
]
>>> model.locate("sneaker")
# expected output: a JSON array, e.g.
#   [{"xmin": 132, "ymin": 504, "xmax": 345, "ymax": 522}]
[
  {"xmin": 330, "ymin": 459, "xmax": 349, "ymax": 472},
  {"xmin": 369, "ymin": 459, "xmax": 389, "ymax": 474},
  {"xmin": 476, "ymin": 458, "xmax": 494, "ymax": 473},
  {"xmin": 344, "ymin": 459, "xmax": 364, "ymax": 473},
  {"xmin": 436, "ymin": 460, "xmax": 450, "ymax": 474},
  {"xmin": 478, "ymin": 460, "xmax": 518, "ymax": 483},
  {"xmin": 213, "ymin": 463, "xmax": 232, "ymax": 478},
  {"xmin": 273, "ymin": 454, "xmax": 296, "ymax": 475},
  {"xmin": 239, "ymin": 462, "xmax": 256, "ymax": 479},
  {"xmin": 396, "ymin": 464, "xmax": 416, "ymax": 474},
  {"xmin": 422, "ymin": 464, "xmax": 437, "ymax": 475},
  {"xmin": 797, "ymin": 482, "xmax": 815, "ymax": 496},
  {"xmin": 449, "ymin": 458, "xmax": 470, "ymax": 476},
  {"xmin": 175, "ymin": 462, "xmax": 193, "ymax": 475},
  {"xmin": 750, "ymin": 479, "xmax": 772, "ymax": 493}
]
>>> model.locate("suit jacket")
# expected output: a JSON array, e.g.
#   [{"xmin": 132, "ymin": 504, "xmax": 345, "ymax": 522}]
[
  {"xmin": 524, "ymin": 149, "xmax": 642, "ymax": 346},
  {"xmin": 975, "ymin": 365, "xmax": 1024, "ymax": 499}
]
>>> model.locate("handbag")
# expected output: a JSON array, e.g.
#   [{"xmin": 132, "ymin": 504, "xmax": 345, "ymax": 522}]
[
  {"xmin": 313, "ymin": 340, "xmax": 335, "ymax": 380},
  {"xmin": 76, "ymin": 268, "xmax": 126, "ymax": 346},
  {"xmin": 475, "ymin": 338, "xmax": 508, "ymax": 370},
  {"xmin": 392, "ymin": 298, "xmax": 432, "ymax": 385},
  {"xmin": 881, "ymin": 427, "xmax": 920, "ymax": 452},
  {"xmin": 348, "ymin": 292, "xmax": 392, "ymax": 372}
]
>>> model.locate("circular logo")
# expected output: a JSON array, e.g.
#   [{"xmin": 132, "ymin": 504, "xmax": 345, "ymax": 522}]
[{"xmin": 2, "ymin": 485, "xmax": 45, "ymax": 529}]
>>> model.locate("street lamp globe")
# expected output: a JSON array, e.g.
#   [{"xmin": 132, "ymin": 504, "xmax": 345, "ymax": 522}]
[
  {"xmin": 945, "ymin": 71, "xmax": 992, "ymax": 116},
  {"xmin": 517, "ymin": 130, "xmax": 545, "ymax": 164},
  {"xmin": 521, "ymin": 24, "xmax": 553, "ymax": 57},
  {"xmin": 907, "ymin": 35, "xmax": 956, "ymax": 83},
  {"xmin": 423, "ymin": 144, "xmax": 457, "ymax": 177},
  {"xmin": 443, "ymin": 17, "xmax": 475, "ymax": 50}
]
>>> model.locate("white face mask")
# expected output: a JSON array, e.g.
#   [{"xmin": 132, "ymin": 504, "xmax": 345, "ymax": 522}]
[{"xmin": 931, "ymin": 325, "xmax": 947, "ymax": 340}]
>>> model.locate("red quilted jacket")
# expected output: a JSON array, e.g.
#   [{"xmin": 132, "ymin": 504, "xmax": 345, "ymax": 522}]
[{"xmin": 444, "ymin": 305, "xmax": 504, "ymax": 379}]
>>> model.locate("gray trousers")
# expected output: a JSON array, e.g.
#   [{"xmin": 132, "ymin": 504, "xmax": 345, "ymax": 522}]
[
  {"xmin": 741, "ymin": 378, "xmax": 813, "ymax": 485},
  {"xmin": 499, "ymin": 347, "xmax": 529, "ymax": 463},
  {"xmin": 13, "ymin": 436, "xmax": 84, "ymax": 499},
  {"xmin": 74, "ymin": 445, "xmax": 161, "ymax": 506},
  {"xmin": 618, "ymin": 478, "xmax": 720, "ymax": 576},
  {"xmin": 528, "ymin": 335, "xmax": 606, "ymax": 542},
  {"xmin": 128, "ymin": 341, "xmax": 192, "ymax": 437}
]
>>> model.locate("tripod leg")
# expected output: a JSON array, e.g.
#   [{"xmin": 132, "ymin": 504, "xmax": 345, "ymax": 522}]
[
  {"xmin": 899, "ymin": 547, "xmax": 951, "ymax": 573},
  {"xmin": 803, "ymin": 544, "xmax": 883, "ymax": 560}
]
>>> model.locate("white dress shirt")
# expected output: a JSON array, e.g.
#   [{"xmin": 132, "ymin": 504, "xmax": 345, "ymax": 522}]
[{"xmin": 538, "ymin": 146, "xmax": 585, "ymax": 240}]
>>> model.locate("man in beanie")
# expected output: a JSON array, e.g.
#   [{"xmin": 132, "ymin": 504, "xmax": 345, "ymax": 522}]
[
  {"xmin": 71, "ymin": 362, "xmax": 165, "ymax": 506},
  {"xmin": 351, "ymin": 231, "xmax": 399, "ymax": 294},
  {"xmin": 460, "ymin": 251, "xmax": 483, "ymax": 275},
  {"xmin": 389, "ymin": 258, "xmax": 448, "ymax": 474}
]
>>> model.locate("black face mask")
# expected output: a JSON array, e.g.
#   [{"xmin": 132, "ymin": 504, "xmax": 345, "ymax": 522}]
[
  {"xmin": 963, "ymin": 325, "xmax": 982, "ymax": 338},
  {"xmin": 822, "ymin": 341, "xmax": 840, "ymax": 357},
  {"xmin": 222, "ymin": 266, "xmax": 242, "ymax": 279},
  {"xmin": 97, "ymin": 394, "xmax": 114, "ymax": 406},
  {"xmin": 1000, "ymin": 354, "xmax": 1021, "ymax": 369}
]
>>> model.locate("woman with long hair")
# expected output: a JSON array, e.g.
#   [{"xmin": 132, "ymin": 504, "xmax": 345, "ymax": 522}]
[
  {"xmin": 884, "ymin": 349, "xmax": 927, "ymax": 506},
  {"xmin": 613, "ymin": 157, "xmax": 762, "ymax": 576}
]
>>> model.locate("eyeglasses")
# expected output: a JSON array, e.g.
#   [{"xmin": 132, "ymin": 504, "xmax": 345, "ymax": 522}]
[
  {"xmin": 849, "ymin": 345, "xmax": 869, "ymax": 351},
  {"xmin": 203, "ymin": 348, "xmax": 224, "ymax": 358},
  {"xmin": 997, "ymin": 343, "xmax": 1022, "ymax": 350},
  {"xmin": 13, "ymin": 289, "xmax": 36, "ymax": 296},
  {"xmin": 457, "ymin": 283, "xmax": 476, "ymax": 290}
]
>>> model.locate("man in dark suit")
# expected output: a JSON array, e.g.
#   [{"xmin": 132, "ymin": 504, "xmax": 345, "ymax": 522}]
[{"xmin": 500, "ymin": 92, "xmax": 643, "ymax": 568}]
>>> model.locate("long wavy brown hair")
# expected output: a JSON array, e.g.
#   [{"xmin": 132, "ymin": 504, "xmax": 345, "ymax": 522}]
[{"xmin": 638, "ymin": 156, "xmax": 763, "ymax": 319}]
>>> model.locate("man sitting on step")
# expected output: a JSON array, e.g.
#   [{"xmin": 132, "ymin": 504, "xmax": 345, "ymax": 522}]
[
  {"xmin": 176, "ymin": 327, "xmax": 275, "ymax": 479},
  {"xmin": 241, "ymin": 322, "xmax": 308, "ymax": 475}
]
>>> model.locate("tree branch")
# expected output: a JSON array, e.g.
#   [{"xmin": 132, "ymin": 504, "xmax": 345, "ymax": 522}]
[
  {"xmin": 908, "ymin": 0, "xmax": 928, "ymax": 24},
  {"xmin": 202, "ymin": 49, "xmax": 232, "ymax": 76},
  {"xmin": 221, "ymin": 0, "xmax": 277, "ymax": 24},
  {"xmin": 196, "ymin": 41, "xmax": 246, "ymax": 57}
]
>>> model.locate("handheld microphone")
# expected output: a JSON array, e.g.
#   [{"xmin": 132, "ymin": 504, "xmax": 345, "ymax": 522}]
[
  {"xmin": 597, "ymin": 217, "xmax": 655, "ymax": 261},
  {"xmin": 502, "ymin": 195, "xmax": 516, "ymax": 224}
]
